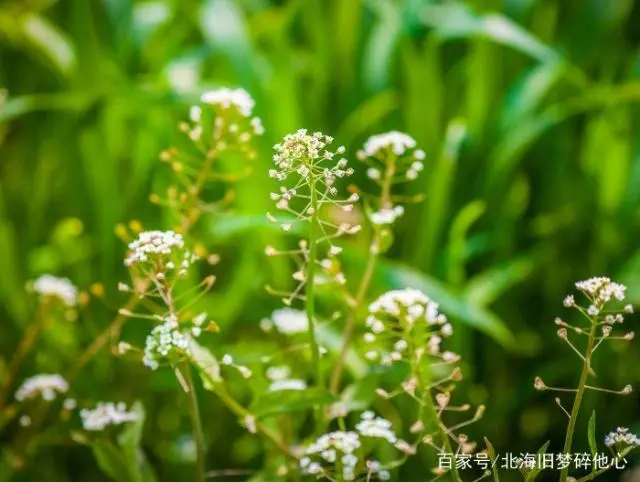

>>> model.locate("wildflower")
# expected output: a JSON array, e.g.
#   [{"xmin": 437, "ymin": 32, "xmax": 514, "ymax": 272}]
[
  {"xmin": 356, "ymin": 412, "xmax": 397, "ymax": 444},
  {"xmin": 604, "ymin": 427, "xmax": 640, "ymax": 449},
  {"xmin": 266, "ymin": 365, "xmax": 291, "ymax": 381},
  {"xmin": 80, "ymin": 402, "xmax": 139, "ymax": 431},
  {"xmin": 270, "ymin": 308, "xmax": 308, "ymax": 335},
  {"xmin": 15, "ymin": 374, "xmax": 69, "ymax": 402},
  {"xmin": 125, "ymin": 231, "xmax": 197, "ymax": 282},
  {"xmin": 370, "ymin": 206, "xmax": 405, "ymax": 225},
  {"xmin": 361, "ymin": 131, "xmax": 418, "ymax": 158},
  {"xmin": 142, "ymin": 315, "xmax": 201, "ymax": 370},
  {"xmin": 201, "ymin": 88, "xmax": 255, "ymax": 118},
  {"xmin": 574, "ymin": 277, "xmax": 626, "ymax": 304},
  {"xmin": 31, "ymin": 275, "xmax": 77, "ymax": 307},
  {"xmin": 271, "ymin": 129, "xmax": 351, "ymax": 184}
]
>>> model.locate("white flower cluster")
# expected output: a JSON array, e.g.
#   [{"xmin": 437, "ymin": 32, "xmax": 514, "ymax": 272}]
[
  {"xmin": 301, "ymin": 431, "xmax": 361, "ymax": 480},
  {"xmin": 201, "ymin": 88, "xmax": 255, "ymax": 118},
  {"xmin": 32, "ymin": 275, "xmax": 78, "ymax": 307},
  {"xmin": 359, "ymin": 131, "xmax": 425, "ymax": 180},
  {"xmin": 188, "ymin": 88, "xmax": 264, "ymax": 146},
  {"xmin": 575, "ymin": 277, "xmax": 626, "ymax": 304},
  {"xmin": 268, "ymin": 308, "xmax": 308, "ymax": 335},
  {"xmin": 357, "ymin": 131, "xmax": 424, "ymax": 229},
  {"xmin": 356, "ymin": 411, "xmax": 397, "ymax": 444},
  {"xmin": 370, "ymin": 206, "xmax": 404, "ymax": 225},
  {"xmin": 270, "ymin": 129, "xmax": 351, "ymax": 184},
  {"xmin": 125, "ymin": 230, "xmax": 197, "ymax": 280},
  {"xmin": 604, "ymin": 427, "xmax": 640, "ymax": 449},
  {"xmin": 362, "ymin": 131, "xmax": 422, "ymax": 158},
  {"xmin": 143, "ymin": 314, "xmax": 204, "ymax": 370},
  {"xmin": 80, "ymin": 402, "xmax": 138, "ymax": 431},
  {"xmin": 364, "ymin": 288, "xmax": 453, "ymax": 366},
  {"xmin": 15, "ymin": 374, "xmax": 69, "ymax": 402},
  {"xmin": 265, "ymin": 365, "xmax": 307, "ymax": 392},
  {"xmin": 300, "ymin": 423, "xmax": 394, "ymax": 481}
]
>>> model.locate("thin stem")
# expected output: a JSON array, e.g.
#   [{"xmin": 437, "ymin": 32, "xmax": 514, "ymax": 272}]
[
  {"xmin": 0, "ymin": 303, "xmax": 48, "ymax": 409},
  {"xmin": 181, "ymin": 362, "xmax": 206, "ymax": 482},
  {"xmin": 329, "ymin": 158, "xmax": 394, "ymax": 394},
  {"xmin": 306, "ymin": 177, "xmax": 325, "ymax": 432},
  {"xmin": 215, "ymin": 385, "xmax": 292, "ymax": 456},
  {"xmin": 66, "ymin": 295, "xmax": 139, "ymax": 382},
  {"xmin": 559, "ymin": 319, "xmax": 597, "ymax": 482},
  {"xmin": 329, "ymin": 250, "xmax": 377, "ymax": 394},
  {"xmin": 407, "ymin": 331, "xmax": 461, "ymax": 482}
]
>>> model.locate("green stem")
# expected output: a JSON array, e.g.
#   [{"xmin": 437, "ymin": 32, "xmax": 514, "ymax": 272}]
[
  {"xmin": 215, "ymin": 385, "xmax": 292, "ymax": 456},
  {"xmin": 407, "ymin": 327, "xmax": 461, "ymax": 482},
  {"xmin": 306, "ymin": 178, "xmax": 325, "ymax": 433},
  {"xmin": 329, "ymin": 157, "xmax": 394, "ymax": 394},
  {"xmin": 560, "ymin": 320, "xmax": 597, "ymax": 482},
  {"xmin": 182, "ymin": 363, "xmax": 206, "ymax": 482}
]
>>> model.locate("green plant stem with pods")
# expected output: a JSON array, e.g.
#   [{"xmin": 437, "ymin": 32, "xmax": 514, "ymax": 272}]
[{"xmin": 305, "ymin": 177, "xmax": 325, "ymax": 433}]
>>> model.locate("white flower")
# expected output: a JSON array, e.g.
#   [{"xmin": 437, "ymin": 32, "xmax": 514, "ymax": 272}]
[
  {"xmin": 365, "ymin": 288, "xmax": 450, "ymax": 364},
  {"xmin": 268, "ymin": 379, "xmax": 307, "ymax": 392},
  {"xmin": 362, "ymin": 131, "xmax": 417, "ymax": 157},
  {"xmin": 32, "ymin": 275, "xmax": 77, "ymax": 307},
  {"xmin": 575, "ymin": 277, "xmax": 626, "ymax": 303},
  {"xmin": 200, "ymin": 87, "xmax": 255, "ymax": 117},
  {"xmin": 124, "ymin": 231, "xmax": 195, "ymax": 274},
  {"xmin": 271, "ymin": 308, "xmax": 308, "ymax": 335},
  {"xmin": 80, "ymin": 402, "xmax": 138, "ymax": 431},
  {"xmin": 604, "ymin": 427, "xmax": 640, "ymax": 448},
  {"xmin": 356, "ymin": 412, "xmax": 397, "ymax": 444},
  {"xmin": 142, "ymin": 315, "xmax": 201, "ymax": 370},
  {"xmin": 370, "ymin": 205, "xmax": 404, "ymax": 225},
  {"xmin": 15, "ymin": 374, "xmax": 69, "ymax": 402},
  {"xmin": 266, "ymin": 365, "xmax": 291, "ymax": 381}
]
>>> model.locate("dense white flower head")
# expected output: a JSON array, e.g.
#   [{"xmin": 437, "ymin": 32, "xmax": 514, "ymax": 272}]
[
  {"xmin": 370, "ymin": 206, "xmax": 404, "ymax": 225},
  {"xmin": 271, "ymin": 129, "xmax": 351, "ymax": 184},
  {"xmin": 362, "ymin": 131, "xmax": 418, "ymax": 157},
  {"xmin": 356, "ymin": 411, "xmax": 397, "ymax": 444},
  {"xmin": 201, "ymin": 88, "xmax": 255, "ymax": 118},
  {"xmin": 80, "ymin": 402, "xmax": 138, "ymax": 431},
  {"xmin": 32, "ymin": 275, "xmax": 77, "ymax": 307},
  {"xmin": 15, "ymin": 374, "xmax": 69, "ymax": 402},
  {"xmin": 301, "ymin": 421, "xmax": 397, "ymax": 481},
  {"xmin": 143, "ymin": 315, "xmax": 204, "ymax": 370},
  {"xmin": 125, "ymin": 231, "xmax": 198, "ymax": 282},
  {"xmin": 604, "ymin": 427, "xmax": 640, "ymax": 449},
  {"xmin": 575, "ymin": 277, "xmax": 626, "ymax": 304},
  {"xmin": 270, "ymin": 308, "xmax": 308, "ymax": 335},
  {"xmin": 364, "ymin": 288, "xmax": 452, "ymax": 366},
  {"xmin": 126, "ymin": 230, "xmax": 184, "ymax": 266}
]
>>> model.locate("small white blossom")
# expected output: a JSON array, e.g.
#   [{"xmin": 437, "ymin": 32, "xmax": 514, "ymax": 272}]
[
  {"xmin": 604, "ymin": 427, "xmax": 640, "ymax": 449},
  {"xmin": 142, "ymin": 315, "xmax": 201, "ymax": 370},
  {"xmin": 200, "ymin": 87, "xmax": 255, "ymax": 117},
  {"xmin": 575, "ymin": 277, "xmax": 626, "ymax": 304},
  {"xmin": 15, "ymin": 374, "xmax": 68, "ymax": 402},
  {"xmin": 370, "ymin": 205, "xmax": 404, "ymax": 225},
  {"xmin": 81, "ymin": 402, "xmax": 138, "ymax": 431},
  {"xmin": 32, "ymin": 275, "xmax": 77, "ymax": 307},
  {"xmin": 362, "ymin": 131, "xmax": 417, "ymax": 157},
  {"xmin": 271, "ymin": 308, "xmax": 308, "ymax": 335}
]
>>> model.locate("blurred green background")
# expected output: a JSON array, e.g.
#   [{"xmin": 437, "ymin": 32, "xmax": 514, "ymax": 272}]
[{"xmin": 1, "ymin": 0, "xmax": 640, "ymax": 480}]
